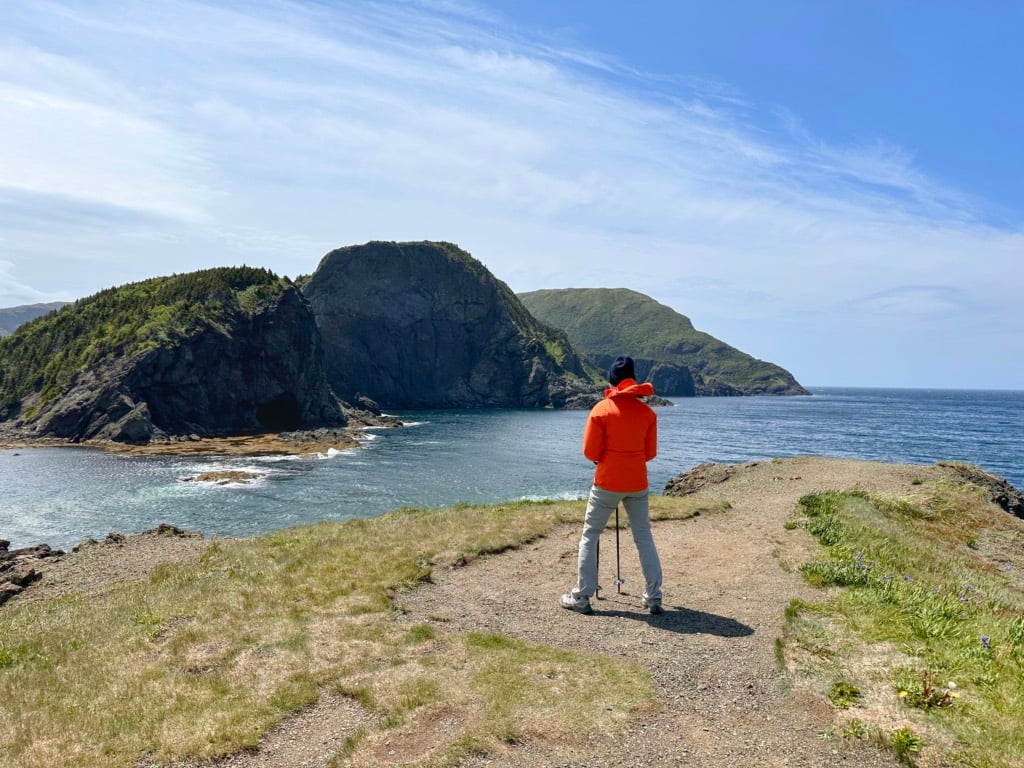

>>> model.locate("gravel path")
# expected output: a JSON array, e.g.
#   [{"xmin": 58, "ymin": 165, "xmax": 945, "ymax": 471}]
[{"xmin": 393, "ymin": 456, "xmax": 926, "ymax": 767}]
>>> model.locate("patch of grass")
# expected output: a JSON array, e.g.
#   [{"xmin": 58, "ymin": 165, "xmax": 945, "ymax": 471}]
[
  {"xmin": 828, "ymin": 681, "xmax": 862, "ymax": 709},
  {"xmin": 889, "ymin": 727, "xmax": 924, "ymax": 764},
  {"xmin": 0, "ymin": 497, "xmax": 659, "ymax": 768},
  {"xmin": 842, "ymin": 718, "xmax": 869, "ymax": 739},
  {"xmin": 463, "ymin": 631, "xmax": 649, "ymax": 740},
  {"xmin": 439, "ymin": 733, "xmax": 494, "ymax": 767},
  {"xmin": 645, "ymin": 494, "xmax": 723, "ymax": 522},
  {"xmin": 405, "ymin": 623, "xmax": 436, "ymax": 644},
  {"xmin": 785, "ymin": 485, "xmax": 1024, "ymax": 767},
  {"xmin": 328, "ymin": 729, "xmax": 367, "ymax": 767}
]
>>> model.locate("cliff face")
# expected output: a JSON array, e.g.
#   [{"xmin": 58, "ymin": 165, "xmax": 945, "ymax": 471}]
[
  {"xmin": 0, "ymin": 270, "xmax": 344, "ymax": 443},
  {"xmin": 519, "ymin": 288, "xmax": 808, "ymax": 397},
  {"xmin": 301, "ymin": 241, "xmax": 600, "ymax": 408}
]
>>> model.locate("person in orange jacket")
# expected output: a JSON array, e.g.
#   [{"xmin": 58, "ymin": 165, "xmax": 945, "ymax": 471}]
[{"xmin": 561, "ymin": 355, "xmax": 664, "ymax": 615}]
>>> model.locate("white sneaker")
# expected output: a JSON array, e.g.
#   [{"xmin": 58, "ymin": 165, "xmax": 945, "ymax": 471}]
[
  {"xmin": 642, "ymin": 597, "xmax": 664, "ymax": 615},
  {"xmin": 560, "ymin": 593, "xmax": 593, "ymax": 614}
]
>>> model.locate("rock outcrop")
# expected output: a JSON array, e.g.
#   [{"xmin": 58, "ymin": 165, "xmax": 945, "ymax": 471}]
[
  {"xmin": 937, "ymin": 462, "xmax": 1024, "ymax": 519},
  {"xmin": 0, "ymin": 269, "xmax": 345, "ymax": 443},
  {"xmin": 589, "ymin": 355, "xmax": 697, "ymax": 397},
  {"xmin": 0, "ymin": 540, "xmax": 63, "ymax": 606},
  {"xmin": 663, "ymin": 462, "xmax": 761, "ymax": 496},
  {"xmin": 301, "ymin": 241, "xmax": 601, "ymax": 408}
]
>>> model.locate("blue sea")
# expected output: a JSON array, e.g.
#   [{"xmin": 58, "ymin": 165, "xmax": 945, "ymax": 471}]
[{"xmin": 2, "ymin": 387, "xmax": 1021, "ymax": 551}]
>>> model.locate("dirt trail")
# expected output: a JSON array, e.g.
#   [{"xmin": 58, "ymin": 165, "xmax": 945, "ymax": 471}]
[{"xmin": 391, "ymin": 456, "xmax": 926, "ymax": 767}]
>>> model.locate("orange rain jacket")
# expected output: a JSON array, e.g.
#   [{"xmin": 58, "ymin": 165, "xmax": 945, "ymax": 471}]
[{"xmin": 583, "ymin": 378, "xmax": 658, "ymax": 492}]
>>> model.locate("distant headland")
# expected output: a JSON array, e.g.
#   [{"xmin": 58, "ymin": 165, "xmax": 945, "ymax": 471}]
[{"xmin": 0, "ymin": 241, "xmax": 806, "ymax": 452}]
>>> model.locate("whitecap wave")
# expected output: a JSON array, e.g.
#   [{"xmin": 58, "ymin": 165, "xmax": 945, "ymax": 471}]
[
  {"xmin": 517, "ymin": 491, "xmax": 587, "ymax": 503},
  {"xmin": 321, "ymin": 446, "xmax": 361, "ymax": 459},
  {"xmin": 253, "ymin": 453, "xmax": 303, "ymax": 463}
]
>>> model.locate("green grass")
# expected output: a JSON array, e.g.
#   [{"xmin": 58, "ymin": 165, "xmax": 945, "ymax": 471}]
[
  {"xmin": 784, "ymin": 484, "xmax": 1024, "ymax": 767},
  {"xmin": 0, "ymin": 495, "xmax": 702, "ymax": 768}
]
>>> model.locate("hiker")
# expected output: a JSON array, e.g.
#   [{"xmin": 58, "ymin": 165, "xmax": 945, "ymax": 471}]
[{"xmin": 561, "ymin": 355, "xmax": 664, "ymax": 615}]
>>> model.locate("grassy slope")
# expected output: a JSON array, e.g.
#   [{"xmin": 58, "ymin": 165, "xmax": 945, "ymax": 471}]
[
  {"xmin": 0, "ymin": 497, "xmax": 706, "ymax": 768},
  {"xmin": 784, "ymin": 482, "xmax": 1024, "ymax": 767},
  {"xmin": 519, "ymin": 287, "xmax": 806, "ymax": 394}
]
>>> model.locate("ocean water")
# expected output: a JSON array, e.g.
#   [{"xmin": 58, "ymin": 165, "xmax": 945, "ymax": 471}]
[{"xmin": 2, "ymin": 387, "xmax": 1021, "ymax": 550}]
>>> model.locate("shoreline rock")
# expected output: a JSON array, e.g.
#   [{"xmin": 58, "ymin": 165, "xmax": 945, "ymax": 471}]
[
  {"xmin": 0, "ymin": 540, "xmax": 64, "ymax": 606},
  {"xmin": 1, "ymin": 524, "xmax": 207, "ymax": 608},
  {"xmin": 0, "ymin": 419, "xmax": 401, "ymax": 458},
  {"xmin": 936, "ymin": 461, "xmax": 1024, "ymax": 518}
]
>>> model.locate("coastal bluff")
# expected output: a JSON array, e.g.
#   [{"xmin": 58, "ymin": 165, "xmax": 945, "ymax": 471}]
[{"xmin": 300, "ymin": 241, "xmax": 601, "ymax": 408}]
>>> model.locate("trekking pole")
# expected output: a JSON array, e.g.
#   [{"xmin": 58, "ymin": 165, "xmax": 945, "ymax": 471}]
[
  {"xmin": 595, "ymin": 537, "xmax": 601, "ymax": 599},
  {"xmin": 614, "ymin": 504, "xmax": 624, "ymax": 594}
]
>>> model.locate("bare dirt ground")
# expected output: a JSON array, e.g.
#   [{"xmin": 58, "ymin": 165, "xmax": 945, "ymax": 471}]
[
  {"xmin": 391, "ymin": 456, "xmax": 932, "ymax": 768},
  {"xmin": 13, "ymin": 456, "xmax": 978, "ymax": 767}
]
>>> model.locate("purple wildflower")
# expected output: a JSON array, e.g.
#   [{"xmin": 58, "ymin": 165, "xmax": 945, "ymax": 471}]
[{"xmin": 981, "ymin": 635, "xmax": 991, "ymax": 649}]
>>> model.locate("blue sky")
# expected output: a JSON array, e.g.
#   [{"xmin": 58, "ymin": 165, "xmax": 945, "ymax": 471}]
[{"xmin": 1, "ymin": 0, "xmax": 1021, "ymax": 389}]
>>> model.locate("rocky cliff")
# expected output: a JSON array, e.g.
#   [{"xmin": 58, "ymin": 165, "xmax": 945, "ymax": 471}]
[
  {"xmin": 0, "ymin": 268, "xmax": 344, "ymax": 443},
  {"xmin": 300, "ymin": 241, "xmax": 601, "ymax": 408},
  {"xmin": 519, "ymin": 288, "xmax": 808, "ymax": 396}
]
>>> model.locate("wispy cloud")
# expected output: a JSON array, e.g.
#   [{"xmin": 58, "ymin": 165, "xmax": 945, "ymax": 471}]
[{"xmin": 0, "ymin": 0, "xmax": 1020, "ymax": 386}]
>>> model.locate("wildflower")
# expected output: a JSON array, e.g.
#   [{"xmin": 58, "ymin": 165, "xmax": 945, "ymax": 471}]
[
  {"xmin": 899, "ymin": 691, "xmax": 908, "ymax": 699},
  {"xmin": 948, "ymin": 681, "xmax": 957, "ymax": 690},
  {"xmin": 981, "ymin": 635, "xmax": 991, "ymax": 649}
]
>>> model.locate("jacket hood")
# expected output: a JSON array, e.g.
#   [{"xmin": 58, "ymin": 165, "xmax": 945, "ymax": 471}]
[{"xmin": 604, "ymin": 378, "xmax": 655, "ymax": 399}]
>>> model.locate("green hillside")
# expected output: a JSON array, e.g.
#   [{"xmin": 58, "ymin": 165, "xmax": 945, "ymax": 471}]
[
  {"xmin": 0, "ymin": 267, "xmax": 288, "ymax": 418},
  {"xmin": 0, "ymin": 302, "xmax": 68, "ymax": 336},
  {"xmin": 519, "ymin": 288, "xmax": 807, "ymax": 395}
]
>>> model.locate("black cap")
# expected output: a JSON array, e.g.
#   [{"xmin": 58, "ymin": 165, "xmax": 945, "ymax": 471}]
[{"xmin": 607, "ymin": 355, "xmax": 635, "ymax": 385}]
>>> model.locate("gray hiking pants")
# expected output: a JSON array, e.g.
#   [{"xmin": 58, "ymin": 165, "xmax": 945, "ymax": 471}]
[{"xmin": 571, "ymin": 484, "xmax": 663, "ymax": 602}]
